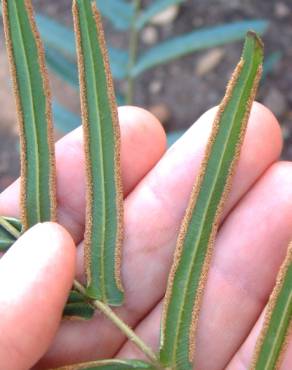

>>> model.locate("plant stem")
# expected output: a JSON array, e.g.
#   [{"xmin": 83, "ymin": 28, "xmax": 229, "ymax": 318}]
[
  {"xmin": 126, "ymin": 0, "xmax": 141, "ymax": 104},
  {"xmin": 73, "ymin": 280, "xmax": 162, "ymax": 368}
]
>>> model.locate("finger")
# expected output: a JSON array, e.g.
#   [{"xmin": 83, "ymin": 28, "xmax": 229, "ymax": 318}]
[
  {"xmin": 118, "ymin": 307, "xmax": 292, "ymax": 370},
  {"xmin": 0, "ymin": 106, "xmax": 166, "ymax": 242},
  {"xmin": 281, "ymin": 340, "xmax": 292, "ymax": 370},
  {"xmin": 0, "ymin": 223, "xmax": 76, "ymax": 370},
  {"xmin": 118, "ymin": 162, "xmax": 292, "ymax": 369},
  {"xmin": 227, "ymin": 310, "xmax": 292, "ymax": 370},
  {"xmin": 194, "ymin": 162, "xmax": 292, "ymax": 370},
  {"xmin": 116, "ymin": 301, "xmax": 162, "ymax": 360},
  {"xmin": 38, "ymin": 103, "xmax": 283, "ymax": 368},
  {"xmin": 120, "ymin": 102, "xmax": 282, "ymax": 335}
]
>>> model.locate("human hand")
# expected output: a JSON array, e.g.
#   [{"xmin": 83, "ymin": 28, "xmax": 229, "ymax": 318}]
[{"xmin": 0, "ymin": 104, "xmax": 291, "ymax": 370}]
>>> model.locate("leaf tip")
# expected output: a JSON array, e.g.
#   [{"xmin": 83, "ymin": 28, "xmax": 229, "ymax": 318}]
[{"xmin": 244, "ymin": 31, "xmax": 264, "ymax": 59}]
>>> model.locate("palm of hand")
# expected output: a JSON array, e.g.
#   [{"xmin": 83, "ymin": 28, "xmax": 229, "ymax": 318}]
[{"xmin": 0, "ymin": 104, "xmax": 291, "ymax": 370}]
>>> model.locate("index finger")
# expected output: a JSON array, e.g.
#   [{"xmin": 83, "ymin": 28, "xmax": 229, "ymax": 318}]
[{"xmin": 0, "ymin": 106, "xmax": 166, "ymax": 242}]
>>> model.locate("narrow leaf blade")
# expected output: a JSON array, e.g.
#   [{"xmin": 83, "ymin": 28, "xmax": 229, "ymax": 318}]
[
  {"xmin": 73, "ymin": 0, "xmax": 124, "ymax": 305},
  {"xmin": 167, "ymin": 130, "xmax": 185, "ymax": 147},
  {"xmin": 36, "ymin": 13, "xmax": 76, "ymax": 57},
  {"xmin": 115, "ymin": 93, "xmax": 126, "ymax": 106},
  {"xmin": 45, "ymin": 48, "xmax": 79, "ymax": 87},
  {"xmin": 45, "ymin": 46, "xmax": 128, "ymax": 86},
  {"xmin": 36, "ymin": 13, "xmax": 129, "ymax": 80},
  {"xmin": 251, "ymin": 243, "xmax": 292, "ymax": 370},
  {"xmin": 2, "ymin": 0, "xmax": 57, "ymax": 229},
  {"xmin": 108, "ymin": 46, "xmax": 129, "ymax": 80},
  {"xmin": 137, "ymin": 0, "xmax": 186, "ymax": 30},
  {"xmin": 63, "ymin": 290, "xmax": 95, "ymax": 320},
  {"xmin": 56, "ymin": 359, "xmax": 155, "ymax": 370},
  {"xmin": 96, "ymin": 0, "xmax": 134, "ymax": 30},
  {"xmin": 133, "ymin": 20, "xmax": 268, "ymax": 76},
  {"xmin": 262, "ymin": 51, "xmax": 281, "ymax": 80},
  {"xmin": 159, "ymin": 32, "xmax": 263, "ymax": 369},
  {"xmin": 0, "ymin": 217, "xmax": 22, "ymax": 252},
  {"xmin": 53, "ymin": 101, "xmax": 81, "ymax": 133}
]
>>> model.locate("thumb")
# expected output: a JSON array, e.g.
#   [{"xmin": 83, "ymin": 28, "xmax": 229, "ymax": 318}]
[{"xmin": 0, "ymin": 222, "xmax": 76, "ymax": 370}]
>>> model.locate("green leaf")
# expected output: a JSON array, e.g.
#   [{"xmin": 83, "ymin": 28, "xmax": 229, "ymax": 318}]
[
  {"xmin": 0, "ymin": 217, "xmax": 22, "ymax": 252},
  {"xmin": 36, "ymin": 13, "xmax": 129, "ymax": 80},
  {"xmin": 63, "ymin": 290, "xmax": 95, "ymax": 320},
  {"xmin": 251, "ymin": 243, "xmax": 292, "ymax": 370},
  {"xmin": 1, "ymin": 217, "xmax": 22, "ymax": 233},
  {"xmin": 96, "ymin": 0, "xmax": 134, "ymax": 30},
  {"xmin": 56, "ymin": 359, "xmax": 155, "ymax": 370},
  {"xmin": 2, "ymin": 0, "xmax": 57, "ymax": 229},
  {"xmin": 73, "ymin": 0, "xmax": 124, "ymax": 305},
  {"xmin": 167, "ymin": 130, "xmax": 185, "ymax": 147},
  {"xmin": 159, "ymin": 32, "xmax": 263, "ymax": 370},
  {"xmin": 36, "ymin": 13, "xmax": 76, "ymax": 57},
  {"xmin": 262, "ymin": 51, "xmax": 281, "ymax": 80},
  {"xmin": 45, "ymin": 47, "xmax": 79, "ymax": 86},
  {"xmin": 133, "ymin": 20, "xmax": 268, "ymax": 77},
  {"xmin": 52, "ymin": 101, "xmax": 81, "ymax": 133},
  {"xmin": 137, "ymin": 0, "xmax": 186, "ymax": 30},
  {"xmin": 116, "ymin": 93, "xmax": 126, "ymax": 106},
  {"xmin": 46, "ymin": 47, "xmax": 127, "ymax": 92},
  {"xmin": 108, "ymin": 46, "xmax": 129, "ymax": 80}
]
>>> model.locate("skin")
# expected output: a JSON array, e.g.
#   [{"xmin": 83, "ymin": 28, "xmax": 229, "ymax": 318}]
[{"xmin": 0, "ymin": 104, "xmax": 291, "ymax": 370}]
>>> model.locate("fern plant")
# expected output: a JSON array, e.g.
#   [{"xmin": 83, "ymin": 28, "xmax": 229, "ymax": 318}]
[{"xmin": 0, "ymin": 1, "xmax": 291, "ymax": 370}]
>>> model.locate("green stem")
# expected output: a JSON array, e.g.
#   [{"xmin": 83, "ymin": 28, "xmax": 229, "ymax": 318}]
[
  {"xmin": 73, "ymin": 280, "xmax": 162, "ymax": 368},
  {"xmin": 126, "ymin": 0, "xmax": 141, "ymax": 104}
]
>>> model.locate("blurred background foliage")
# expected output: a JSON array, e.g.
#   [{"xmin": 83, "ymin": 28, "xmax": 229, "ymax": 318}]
[{"xmin": 0, "ymin": 0, "xmax": 291, "ymax": 191}]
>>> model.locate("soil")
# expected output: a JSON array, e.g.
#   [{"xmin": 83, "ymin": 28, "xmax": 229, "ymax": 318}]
[{"xmin": 0, "ymin": 0, "xmax": 292, "ymax": 191}]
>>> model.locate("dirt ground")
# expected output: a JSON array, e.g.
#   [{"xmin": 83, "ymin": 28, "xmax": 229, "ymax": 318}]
[{"xmin": 0, "ymin": 0, "xmax": 291, "ymax": 191}]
